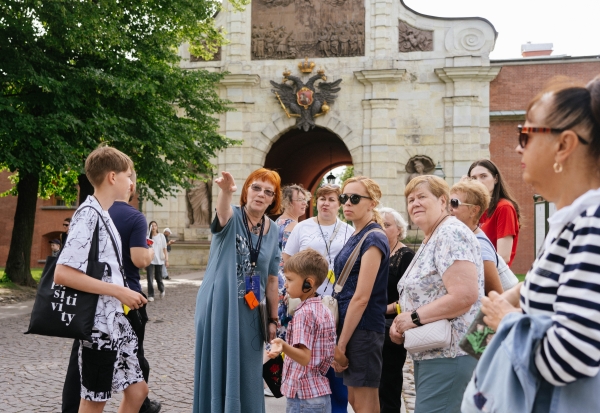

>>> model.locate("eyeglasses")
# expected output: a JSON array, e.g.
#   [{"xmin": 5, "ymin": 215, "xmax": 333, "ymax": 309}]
[
  {"xmin": 250, "ymin": 184, "xmax": 275, "ymax": 198},
  {"xmin": 518, "ymin": 125, "xmax": 589, "ymax": 148},
  {"xmin": 450, "ymin": 198, "xmax": 475, "ymax": 209},
  {"xmin": 338, "ymin": 193, "xmax": 372, "ymax": 205},
  {"xmin": 292, "ymin": 198, "xmax": 308, "ymax": 203}
]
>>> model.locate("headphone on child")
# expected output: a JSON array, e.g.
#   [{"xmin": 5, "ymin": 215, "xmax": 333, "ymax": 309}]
[{"xmin": 302, "ymin": 279, "xmax": 312, "ymax": 293}]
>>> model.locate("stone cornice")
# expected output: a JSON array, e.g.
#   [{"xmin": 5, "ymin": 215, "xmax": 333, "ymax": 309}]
[
  {"xmin": 490, "ymin": 110, "xmax": 526, "ymax": 121},
  {"xmin": 354, "ymin": 69, "xmax": 406, "ymax": 85},
  {"xmin": 219, "ymin": 74, "xmax": 260, "ymax": 87},
  {"xmin": 434, "ymin": 67, "xmax": 500, "ymax": 83}
]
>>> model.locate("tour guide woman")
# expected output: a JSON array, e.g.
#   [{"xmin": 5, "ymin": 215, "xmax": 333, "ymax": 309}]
[
  {"xmin": 193, "ymin": 169, "xmax": 281, "ymax": 413},
  {"xmin": 390, "ymin": 175, "xmax": 484, "ymax": 413},
  {"xmin": 332, "ymin": 176, "xmax": 389, "ymax": 413},
  {"xmin": 478, "ymin": 76, "xmax": 600, "ymax": 409}
]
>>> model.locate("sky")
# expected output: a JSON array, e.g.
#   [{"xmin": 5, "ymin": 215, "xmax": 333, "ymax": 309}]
[{"xmin": 403, "ymin": 0, "xmax": 600, "ymax": 60}]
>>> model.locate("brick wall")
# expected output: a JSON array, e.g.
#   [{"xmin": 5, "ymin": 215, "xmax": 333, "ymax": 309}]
[{"xmin": 489, "ymin": 59, "xmax": 600, "ymax": 274}]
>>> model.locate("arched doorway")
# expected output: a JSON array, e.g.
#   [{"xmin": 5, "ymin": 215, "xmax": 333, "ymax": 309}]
[{"xmin": 264, "ymin": 127, "xmax": 352, "ymax": 215}]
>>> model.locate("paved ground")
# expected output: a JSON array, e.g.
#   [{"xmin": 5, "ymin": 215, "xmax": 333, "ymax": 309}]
[{"xmin": 0, "ymin": 271, "xmax": 414, "ymax": 412}]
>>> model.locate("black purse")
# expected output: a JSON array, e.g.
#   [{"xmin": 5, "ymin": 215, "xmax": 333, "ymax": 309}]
[{"xmin": 25, "ymin": 206, "xmax": 110, "ymax": 342}]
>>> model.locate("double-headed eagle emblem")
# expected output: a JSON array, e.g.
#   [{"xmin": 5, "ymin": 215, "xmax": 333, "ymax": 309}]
[{"xmin": 270, "ymin": 72, "xmax": 342, "ymax": 131}]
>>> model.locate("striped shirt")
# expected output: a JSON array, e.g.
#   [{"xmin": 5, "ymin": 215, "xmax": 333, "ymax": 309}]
[
  {"xmin": 280, "ymin": 297, "xmax": 336, "ymax": 399},
  {"xmin": 521, "ymin": 203, "xmax": 600, "ymax": 386}
]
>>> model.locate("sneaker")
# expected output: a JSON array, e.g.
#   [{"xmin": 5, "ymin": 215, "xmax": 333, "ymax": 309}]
[
  {"xmin": 160, "ymin": 290, "xmax": 165, "ymax": 299},
  {"xmin": 140, "ymin": 399, "xmax": 162, "ymax": 413},
  {"xmin": 148, "ymin": 297, "xmax": 154, "ymax": 302},
  {"xmin": 264, "ymin": 387, "xmax": 274, "ymax": 397}
]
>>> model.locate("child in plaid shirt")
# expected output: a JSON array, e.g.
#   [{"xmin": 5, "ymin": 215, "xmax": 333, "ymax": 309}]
[{"xmin": 268, "ymin": 248, "xmax": 336, "ymax": 413}]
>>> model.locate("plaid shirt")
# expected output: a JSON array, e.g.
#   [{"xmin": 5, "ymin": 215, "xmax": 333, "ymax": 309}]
[{"xmin": 281, "ymin": 297, "xmax": 336, "ymax": 399}]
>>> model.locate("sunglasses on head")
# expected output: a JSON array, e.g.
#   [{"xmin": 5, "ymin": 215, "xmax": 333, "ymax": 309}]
[
  {"xmin": 450, "ymin": 198, "xmax": 475, "ymax": 209},
  {"xmin": 517, "ymin": 125, "xmax": 589, "ymax": 148},
  {"xmin": 338, "ymin": 193, "xmax": 372, "ymax": 205},
  {"xmin": 250, "ymin": 183, "xmax": 275, "ymax": 198}
]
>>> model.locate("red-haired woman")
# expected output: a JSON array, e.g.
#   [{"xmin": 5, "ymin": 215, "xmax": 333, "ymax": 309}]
[{"xmin": 193, "ymin": 169, "xmax": 282, "ymax": 413}]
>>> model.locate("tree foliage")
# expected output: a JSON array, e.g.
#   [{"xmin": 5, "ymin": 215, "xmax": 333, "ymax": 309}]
[{"xmin": 0, "ymin": 0, "xmax": 245, "ymax": 284}]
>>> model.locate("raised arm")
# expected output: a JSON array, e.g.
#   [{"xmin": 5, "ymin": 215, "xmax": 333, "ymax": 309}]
[{"xmin": 214, "ymin": 172, "xmax": 237, "ymax": 227}]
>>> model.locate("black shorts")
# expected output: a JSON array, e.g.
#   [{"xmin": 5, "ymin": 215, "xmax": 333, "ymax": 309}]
[{"xmin": 338, "ymin": 329, "xmax": 384, "ymax": 388}]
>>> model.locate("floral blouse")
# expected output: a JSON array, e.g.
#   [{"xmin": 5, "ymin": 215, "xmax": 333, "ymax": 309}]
[{"xmin": 398, "ymin": 217, "xmax": 484, "ymax": 360}]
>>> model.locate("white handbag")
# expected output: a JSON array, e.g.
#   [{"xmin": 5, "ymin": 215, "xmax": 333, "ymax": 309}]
[{"xmin": 403, "ymin": 319, "xmax": 452, "ymax": 354}]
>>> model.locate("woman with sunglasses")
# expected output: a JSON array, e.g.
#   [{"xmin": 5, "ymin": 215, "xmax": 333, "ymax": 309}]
[
  {"xmin": 390, "ymin": 175, "xmax": 483, "ymax": 413},
  {"xmin": 468, "ymin": 159, "xmax": 521, "ymax": 267},
  {"xmin": 478, "ymin": 77, "xmax": 600, "ymax": 409},
  {"xmin": 282, "ymin": 183, "xmax": 352, "ymax": 412},
  {"xmin": 449, "ymin": 180, "xmax": 504, "ymax": 295},
  {"xmin": 331, "ymin": 177, "xmax": 389, "ymax": 413},
  {"xmin": 193, "ymin": 169, "xmax": 282, "ymax": 413}
]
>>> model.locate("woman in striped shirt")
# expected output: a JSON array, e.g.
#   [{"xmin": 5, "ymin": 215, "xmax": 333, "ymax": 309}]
[{"xmin": 481, "ymin": 75, "xmax": 600, "ymax": 388}]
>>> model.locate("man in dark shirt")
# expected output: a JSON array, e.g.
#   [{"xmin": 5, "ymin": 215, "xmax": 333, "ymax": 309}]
[{"xmin": 61, "ymin": 171, "xmax": 161, "ymax": 413}]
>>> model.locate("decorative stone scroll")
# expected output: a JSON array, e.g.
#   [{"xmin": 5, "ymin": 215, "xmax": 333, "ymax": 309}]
[
  {"xmin": 398, "ymin": 20, "xmax": 433, "ymax": 53},
  {"xmin": 251, "ymin": 0, "xmax": 365, "ymax": 60}
]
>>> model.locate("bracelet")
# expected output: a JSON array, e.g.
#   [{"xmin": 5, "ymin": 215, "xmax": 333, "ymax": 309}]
[{"xmin": 268, "ymin": 317, "xmax": 279, "ymax": 326}]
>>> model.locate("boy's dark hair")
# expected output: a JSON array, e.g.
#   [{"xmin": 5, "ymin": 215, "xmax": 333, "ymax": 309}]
[
  {"xmin": 284, "ymin": 248, "xmax": 329, "ymax": 287},
  {"xmin": 85, "ymin": 144, "xmax": 134, "ymax": 187},
  {"xmin": 64, "ymin": 217, "xmax": 71, "ymax": 223}
]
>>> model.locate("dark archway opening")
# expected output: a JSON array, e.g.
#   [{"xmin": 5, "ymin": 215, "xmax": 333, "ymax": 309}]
[{"xmin": 264, "ymin": 127, "xmax": 352, "ymax": 218}]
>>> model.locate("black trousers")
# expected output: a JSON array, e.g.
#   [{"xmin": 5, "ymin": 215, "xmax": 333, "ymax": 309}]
[
  {"xmin": 62, "ymin": 305, "xmax": 151, "ymax": 412},
  {"xmin": 146, "ymin": 264, "xmax": 164, "ymax": 298},
  {"xmin": 379, "ymin": 325, "xmax": 408, "ymax": 413}
]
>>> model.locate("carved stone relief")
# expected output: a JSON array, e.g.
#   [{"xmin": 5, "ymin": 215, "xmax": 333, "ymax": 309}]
[
  {"xmin": 398, "ymin": 20, "xmax": 433, "ymax": 53},
  {"xmin": 251, "ymin": 0, "xmax": 364, "ymax": 60},
  {"xmin": 405, "ymin": 155, "xmax": 435, "ymax": 185},
  {"xmin": 186, "ymin": 178, "xmax": 212, "ymax": 227}
]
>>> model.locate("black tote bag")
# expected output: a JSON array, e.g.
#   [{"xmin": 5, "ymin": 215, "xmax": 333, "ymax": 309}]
[{"xmin": 25, "ymin": 209, "xmax": 108, "ymax": 342}]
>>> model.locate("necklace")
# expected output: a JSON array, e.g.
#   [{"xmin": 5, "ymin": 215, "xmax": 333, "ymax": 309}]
[
  {"xmin": 244, "ymin": 207, "xmax": 264, "ymax": 235},
  {"xmin": 391, "ymin": 238, "xmax": 400, "ymax": 254},
  {"xmin": 423, "ymin": 214, "xmax": 450, "ymax": 244},
  {"xmin": 471, "ymin": 223, "xmax": 479, "ymax": 233}
]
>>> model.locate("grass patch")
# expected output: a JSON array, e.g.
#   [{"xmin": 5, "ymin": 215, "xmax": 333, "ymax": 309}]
[
  {"xmin": 516, "ymin": 274, "xmax": 526, "ymax": 282},
  {"xmin": 0, "ymin": 267, "xmax": 43, "ymax": 288}
]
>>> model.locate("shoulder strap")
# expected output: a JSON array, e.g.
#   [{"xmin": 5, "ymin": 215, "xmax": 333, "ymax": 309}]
[
  {"xmin": 333, "ymin": 227, "xmax": 386, "ymax": 294},
  {"xmin": 327, "ymin": 220, "xmax": 342, "ymax": 249},
  {"xmin": 77, "ymin": 205, "xmax": 129, "ymax": 289},
  {"xmin": 478, "ymin": 234, "xmax": 499, "ymax": 267}
]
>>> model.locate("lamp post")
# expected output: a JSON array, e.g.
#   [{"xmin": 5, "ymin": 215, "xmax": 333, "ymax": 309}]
[
  {"xmin": 326, "ymin": 146, "xmax": 336, "ymax": 185},
  {"xmin": 433, "ymin": 161, "xmax": 446, "ymax": 180}
]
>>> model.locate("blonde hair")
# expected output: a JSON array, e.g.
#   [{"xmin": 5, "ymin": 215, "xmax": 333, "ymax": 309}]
[
  {"xmin": 284, "ymin": 248, "xmax": 329, "ymax": 287},
  {"xmin": 85, "ymin": 144, "xmax": 134, "ymax": 187},
  {"xmin": 281, "ymin": 184, "xmax": 307, "ymax": 212},
  {"xmin": 450, "ymin": 180, "xmax": 491, "ymax": 221},
  {"xmin": 404, "ymin": 175, "xmax": 450, "ymax": 206},
  {"xmin": 342, "ymin": 176, "xmax": 384, "ymax": 226}
]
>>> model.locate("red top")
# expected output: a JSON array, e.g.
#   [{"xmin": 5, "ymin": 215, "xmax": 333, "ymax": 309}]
[
  {"xmin": 281, "ymin": 297, "xmax": 336, "ymax": 399},
  {"xmin": 479, "ymin": 198, "xmax": 520, "ymax": 267}
]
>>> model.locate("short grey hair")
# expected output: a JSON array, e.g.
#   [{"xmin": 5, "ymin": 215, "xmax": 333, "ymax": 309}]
[{"xmin": 378, "ymin": 207, "xmax": 408, "ymax": 240}]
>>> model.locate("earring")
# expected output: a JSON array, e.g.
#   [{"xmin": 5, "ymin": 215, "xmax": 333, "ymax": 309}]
[{"xmin": 553, "ymin": 162, "xmax": 563, "ymax": 173}]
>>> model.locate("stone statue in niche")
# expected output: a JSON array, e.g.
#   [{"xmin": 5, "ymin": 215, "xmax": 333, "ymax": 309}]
[
  {"xmin": 252, "ymin": 0, "xmax": 365, "ymax": 59},
  {"xmin": 405, "ymin": 155, "xmax": 435, "ymax": 185},
  {"xmin": 187, "ymin": 178, "xmax": 212, "ymax": 227},
  {"xmin": 398, "ymin": 20, "xmax": 433, "ymax": 53}
]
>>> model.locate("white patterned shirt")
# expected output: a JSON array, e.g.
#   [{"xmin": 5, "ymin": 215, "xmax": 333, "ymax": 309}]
[{"xmin": 399, "ymin": 217, "xmax": 484, "ymax": 360}]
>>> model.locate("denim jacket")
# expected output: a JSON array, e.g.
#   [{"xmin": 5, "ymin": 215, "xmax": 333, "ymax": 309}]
[{"xmin": 462, "ymin": 312, "xmax": 600, "ymax": 412}]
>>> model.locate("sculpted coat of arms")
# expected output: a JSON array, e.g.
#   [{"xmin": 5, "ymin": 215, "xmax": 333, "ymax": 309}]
[{"xmin": 270, "ymin": 66, "xmax": 342, "ymax": 131}]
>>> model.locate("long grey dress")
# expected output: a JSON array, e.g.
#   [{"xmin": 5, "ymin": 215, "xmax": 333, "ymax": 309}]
[{"xmin": 193, "ymin": 206, "xmax": 280, "ymax": 413}]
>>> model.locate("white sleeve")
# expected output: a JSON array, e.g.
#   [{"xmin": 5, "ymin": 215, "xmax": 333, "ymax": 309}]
[{"xmin": 283, "ymin": 222, "xmax": 302, "ymax": 256}]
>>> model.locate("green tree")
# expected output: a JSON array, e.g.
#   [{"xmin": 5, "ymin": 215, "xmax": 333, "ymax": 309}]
[{"xmin": 0, "ymin": 0, "xmax": 244, "ymax": 285}]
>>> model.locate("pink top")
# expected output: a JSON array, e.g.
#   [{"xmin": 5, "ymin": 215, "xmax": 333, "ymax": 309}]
[{"xmin": 280, "ymin": 297, "xmax": 336, "ymax": 399}]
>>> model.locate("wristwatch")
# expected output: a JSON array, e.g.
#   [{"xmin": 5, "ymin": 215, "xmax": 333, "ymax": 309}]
[
  {"xmin": 268, "ymin": 317, "xmax": 279, "ymax": 326},
  {"xmin": 410, "ymin": 310, "xmax": 422, "ymax": 326}
]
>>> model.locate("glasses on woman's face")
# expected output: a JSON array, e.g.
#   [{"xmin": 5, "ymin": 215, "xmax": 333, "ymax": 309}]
[
  {"xmin": 517, "ymin": 125, "xmax": 589, "ymax": 148},
  {"xmin": 292, "ymin": 198, "xmax": 307, "ymax": 203},
  {"xmin": 338, "ymin": 193, "xmax": 372, "ymax": 205},
  {"xmin": 449, "ymin": 198, "xmax": 475, "ymax": 209},
  {"xmin": 250, "ymin": 183, "xmax": 275, "ymax": 198}
]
